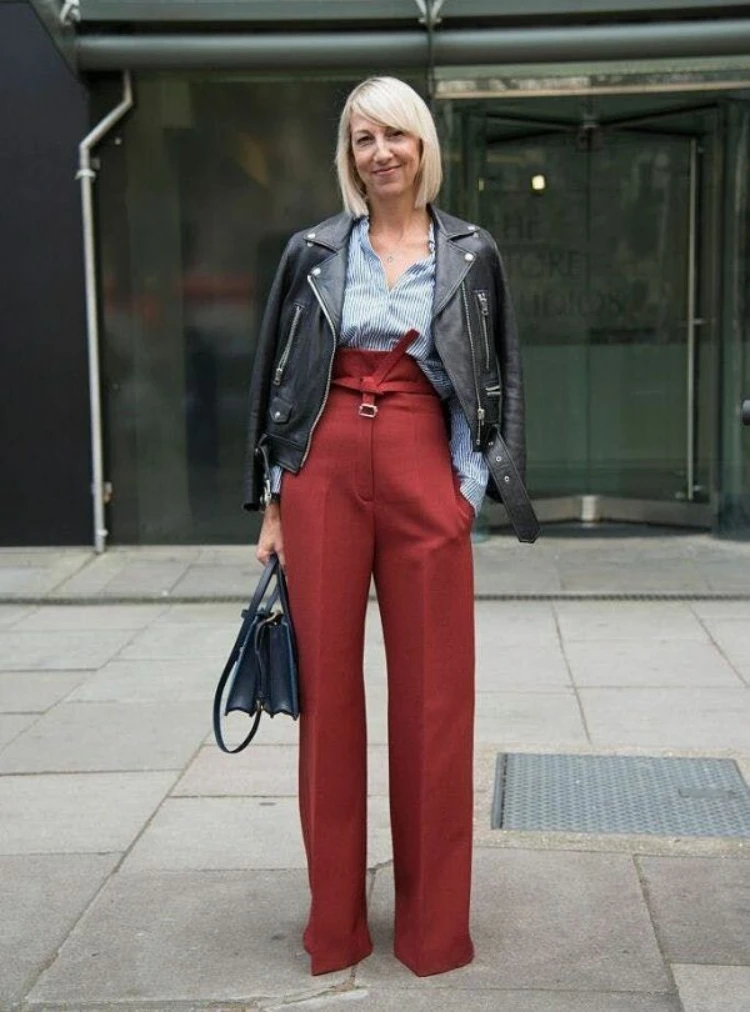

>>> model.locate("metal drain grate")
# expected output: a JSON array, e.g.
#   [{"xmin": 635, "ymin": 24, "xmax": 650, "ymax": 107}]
[{"xmin": 492, "ymin": 753, "xmax": 750, "ymax": 837}]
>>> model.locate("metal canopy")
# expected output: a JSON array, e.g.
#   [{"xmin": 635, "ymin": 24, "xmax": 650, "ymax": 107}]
[{"xmin": 76, "ymin": 18, "xmax": 750, "ymax": 71}]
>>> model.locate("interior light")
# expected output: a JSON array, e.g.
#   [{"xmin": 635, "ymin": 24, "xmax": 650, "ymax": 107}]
[{"xmin": 531, "ymin": 174, "xmax": 546, "ymax": 192}]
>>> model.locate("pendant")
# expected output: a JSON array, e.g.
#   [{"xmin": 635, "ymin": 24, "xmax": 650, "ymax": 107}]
[{"xmin": 386, "ymin": 253, "xmax": 396, "ymax": 265}]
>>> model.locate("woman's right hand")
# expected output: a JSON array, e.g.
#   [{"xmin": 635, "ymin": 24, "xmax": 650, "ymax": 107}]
[{"xmin": 256, "ymin": 503, "xmax": 285, "ymax": 568}]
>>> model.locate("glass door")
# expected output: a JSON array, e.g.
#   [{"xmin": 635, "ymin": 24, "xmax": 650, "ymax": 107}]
[{"xmin": 474, "ymin": 111, "xmax": 708, "ymax": 523}]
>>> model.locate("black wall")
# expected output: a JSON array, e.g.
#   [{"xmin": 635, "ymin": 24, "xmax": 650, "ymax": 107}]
[{"xmin": 0, "ymin": 1, "xmax": 91, "ymax": 544}]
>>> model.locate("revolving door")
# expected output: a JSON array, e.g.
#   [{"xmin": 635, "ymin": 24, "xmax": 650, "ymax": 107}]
[{"xmin": 463, "ymin": 103, "xmax": 717, "ymax": 527}]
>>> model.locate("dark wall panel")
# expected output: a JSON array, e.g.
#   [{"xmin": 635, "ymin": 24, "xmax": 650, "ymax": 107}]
[{"xmin": 0, "ymin": 2, "xmax": 90, "ymax": 545}]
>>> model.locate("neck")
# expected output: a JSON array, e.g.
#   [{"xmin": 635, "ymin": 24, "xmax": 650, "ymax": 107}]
[{"xmin": 368, "ymin": 194, "xmax": 430, "ymax": 237}]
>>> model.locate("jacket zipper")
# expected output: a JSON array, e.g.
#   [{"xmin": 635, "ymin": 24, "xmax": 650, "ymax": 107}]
[
  {"xmin": 476, "ymin": 291, "xmax": 491, "ymax": 371},
  {"xmin": 461, "ymin": 280, "xmax": 485, "ymax": 449},
  {"xmin": 302, "ymin": 273, "xmax": 337, "ymax": 466},
  {"xmin": 273, "ymin": 304, "xmax": 303, "ymax": 386}
]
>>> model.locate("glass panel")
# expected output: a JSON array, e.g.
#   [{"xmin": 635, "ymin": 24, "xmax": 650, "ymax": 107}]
[
  {"xmin": 480, "ymin": 124, "xmax": 693, "ymax": 503},
  {"xmin": 587, "ymin": 132, "xmax": 692, "ymax": 500},
  {"xmin": 481, "ymin": 132, "xmax": 591, "ymax": 496},
  {"xmin": 97, "ymin": 75, "xmax": 364, "ymax": 542}
]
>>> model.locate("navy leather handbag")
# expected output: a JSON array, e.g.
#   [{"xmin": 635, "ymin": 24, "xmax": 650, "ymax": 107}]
[{"xmin": 213, "ymin": 554, "xmax": 299, "ymax": 753}]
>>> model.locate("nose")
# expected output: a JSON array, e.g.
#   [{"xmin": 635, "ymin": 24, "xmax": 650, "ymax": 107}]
[{"xmin": 372, "ymin": 134, "xmax": 392, "ymax": 161}]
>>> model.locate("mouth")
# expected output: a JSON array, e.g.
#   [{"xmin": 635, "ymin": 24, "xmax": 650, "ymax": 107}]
[{"xmin": 373, "ymin": 166, "xmax": 400, "ymax": 176}]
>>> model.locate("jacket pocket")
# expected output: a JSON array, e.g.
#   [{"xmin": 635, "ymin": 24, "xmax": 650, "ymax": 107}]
[
  {"xmin": 273, "ymin": 304, "xmax": 304, "ymax": 387},
  {"xmin": 268, "ymin": 395, "xmax": 293, "ymax": 425},
  {"xmin": 475, "ymin": 290, "xmax": 491, "ymax": 372}
]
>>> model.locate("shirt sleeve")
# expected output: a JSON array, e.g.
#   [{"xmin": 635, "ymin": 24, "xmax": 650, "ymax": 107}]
[
  {"xmin": 448, "ymin": 394, "xmax": 489, "ymax": 515},
  {"xmin": 269, "ymin": 464, "xmax": 284, "ymax": 496}
]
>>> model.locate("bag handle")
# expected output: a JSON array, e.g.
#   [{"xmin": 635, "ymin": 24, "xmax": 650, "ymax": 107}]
[{"xmin": 212, "ymin": 554, "xmax": 282, "ymax": 753}]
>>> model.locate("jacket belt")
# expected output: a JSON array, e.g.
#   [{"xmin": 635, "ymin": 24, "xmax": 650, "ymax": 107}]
[{"xmin": 484, "ymin": 430, "xmax": 540, "ymax": 544}]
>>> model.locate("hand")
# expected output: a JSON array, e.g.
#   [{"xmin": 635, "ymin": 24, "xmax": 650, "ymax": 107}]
[{"xmin": 256, "ymin": 502, "xmax": 285, "ymax": 568}]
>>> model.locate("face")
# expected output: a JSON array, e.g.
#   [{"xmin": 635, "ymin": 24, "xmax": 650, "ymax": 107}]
[{"xmin": 349, "ymin": 112, "xmax": 422, "ymax": 204}]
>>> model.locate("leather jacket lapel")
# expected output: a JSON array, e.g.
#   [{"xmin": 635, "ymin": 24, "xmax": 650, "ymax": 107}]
[
  {"xmin": 431, "ymin": 206, "xmax": 479, "ymax": 319},
  {"xmin": 304, "ymin": 212, "xmax": 354, "ymax": 339}
]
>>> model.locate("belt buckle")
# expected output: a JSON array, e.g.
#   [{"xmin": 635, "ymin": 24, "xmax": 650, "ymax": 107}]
[{"xmin": 358, "ymin": 402, "xmax": 378, "ymax": 418}]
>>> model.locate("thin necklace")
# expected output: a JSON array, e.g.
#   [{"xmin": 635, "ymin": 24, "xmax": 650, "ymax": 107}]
[{"xmin": 372, "ymin": 224, "xmax": 430, "ymax": 265}]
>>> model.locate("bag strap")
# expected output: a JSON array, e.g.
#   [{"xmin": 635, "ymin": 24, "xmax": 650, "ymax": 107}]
[{"xmin": 212, "ymin": 555, "xmax": 280, "ymax": 753}]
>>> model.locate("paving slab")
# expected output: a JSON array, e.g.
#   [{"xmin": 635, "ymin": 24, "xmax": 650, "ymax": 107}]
[
  {"xmin": 83, "ymin": 561, "xmax": 192, "ymax": 598},
  {"xmin": 204, "ymin": 714, "xmax": 300, "ymax": 747},
  {"xmin": 68, "ymin": 658, "xmax": 215, "ymax": 704},
  {"xmin": 0, "ymin": 670, "xmax": 90, "ymax": 712},
  {"xmin": 0, "ymin": 853, "xmax": 118, "ymax": 1006},
  {"xmin": 672, "ymin": 965, "xmax": 750, "ymax": 1012},
  {"xmin": 0, "ymin": 701, "xmax": 210, "ymax": 773},
  {"xmin": 557, "ymin": 561, "xmax": 711, "ymax": 595},
  {"xmin": 0, "ymin": 604, "xmax": 33, "ymax": 627},
  {"xmin": 120, "ymin": 795, "xmax": 393, "ymax": 872},
  {"xmin": 12, "ymin": 603, "xmax": 169, "ymax": 630},
  {"xmin": 474, "ymin": 601, "xmax": 560, "ymax": 644},
  {"xmin": 691, "ymin": 601, "xmax": 750, "ymax": 620},
  {"xmin": 476, "ymin": 642, "xmax": 572, "ymax": 691},
  {"xmin": 26, "ymin": 868, "xmax": 349, "ymax": 1006},
  {"xmin": 564, "ymin": 641, "xmax": 742, "ymax": 688},
  {"xmin": 0, "ymin": 628, "xmax": 135, "ymax": 671},
  {"xmin": 164, "ymin": 602, "xmax": 245, "ymax": 623},
  {"xmin": 0, "ymin": 712, "xmax": 39, "ymax": 748},
  {"xmin": 358, "ymin": 849, "xmax": 671, "ymax": 993},
  {"xmin": 117, "ymin": 621, "xmax": 239, "ymax": 661},
  {"xmin": 638, "ymin": 856, "xmax": 750, "ymax": 964},
  {"xmin": 580, "ymin": 687, "xmax": 750, "ymax": 751},
  {"xmin": 555, "ymin": 601, "xmax": 709, "ymax": 642},
  {"xmin": 0, "ymin": 771, "xmax": 176, "ymax": 853},
  {"xmin": 700, "ymin": 620, "xmax": 750, "ymax": 677},
  {"xmin": 0, "ymin": 549, "xmax": 89, "ymax": 597},
  {"xmin": 173, "ymin": 743, "xmax": 390, "ymax": 798},
  {"xmin": 309, "ymin": 989, "xmax": 680, "ymax": 1011},
  {"xmin": 473, "ymin": 690, "xmax": 588, "ymax": 746},
  {"xmin": 169, "ymin": 563, "xmax": 265, "ymax": 597}
]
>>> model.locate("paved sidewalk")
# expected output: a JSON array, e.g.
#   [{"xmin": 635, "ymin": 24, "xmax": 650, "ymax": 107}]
[
  {"xmin": 1, "ymin": 527, "xmax": 750, "ymax": 602},
  {"xmin": 1, "ymin": 536, "xmax": 750, "ymax": 1010}
]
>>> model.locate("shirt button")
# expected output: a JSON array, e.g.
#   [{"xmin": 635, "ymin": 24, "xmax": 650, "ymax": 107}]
[
  {"xmin": 504, "ymin": 475, "xmax": 511, "ymax": 483},
  {"xmin": 464, "ymin": 252, "xmax": 474, "ymax": 262},
  {"xmin": 495, "ymin": 455, "xmax": 503, "ymax": 463},
  {"xmin": 311, "ymin": 267, "xmax": 321, "ymax": 276}
]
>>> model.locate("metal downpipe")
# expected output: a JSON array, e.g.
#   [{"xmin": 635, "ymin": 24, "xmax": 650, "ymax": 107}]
[{"xmin": 76, "ymin": 71, "xmax": 133, "ymax": 553}]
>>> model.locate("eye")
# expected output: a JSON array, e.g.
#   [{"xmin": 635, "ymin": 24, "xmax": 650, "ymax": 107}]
[{"xmin": 387, "ymin": 128, "xmax": 404, "ymax": 138}]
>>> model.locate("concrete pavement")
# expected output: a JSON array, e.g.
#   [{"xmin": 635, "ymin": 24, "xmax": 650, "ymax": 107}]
[{"xmin": 1, "ymin": 537, "xmax": 750, "ymax": 1010}]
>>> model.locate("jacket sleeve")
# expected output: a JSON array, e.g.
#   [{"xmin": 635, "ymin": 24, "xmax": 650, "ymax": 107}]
[
  {"xmin": 489, "ymin": 235, "xmax": 526, "ymax": 482},
  {"xmin": 241, "ymin": 236, "xmax": 295, "ymax": 512}
]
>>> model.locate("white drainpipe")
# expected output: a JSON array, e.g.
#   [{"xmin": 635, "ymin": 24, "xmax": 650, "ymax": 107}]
[{"xmin": 76, "ymin": 71, "xmax": 133, "ymax": 553}]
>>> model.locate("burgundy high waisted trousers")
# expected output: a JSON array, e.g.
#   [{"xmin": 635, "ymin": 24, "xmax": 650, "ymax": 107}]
[{"xmin": 280, "ymin": 343, "xmax": 475, "ymax": 977}]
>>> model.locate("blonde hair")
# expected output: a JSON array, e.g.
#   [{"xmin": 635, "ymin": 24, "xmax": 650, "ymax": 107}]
[{"xmin": 335, "ymin": 77, "xmax": 443, "ymax": 217}]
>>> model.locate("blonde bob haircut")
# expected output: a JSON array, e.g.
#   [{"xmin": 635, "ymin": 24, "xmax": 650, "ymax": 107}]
[{"xmin": 335, "ymin": 76, "xmax": 443, "ymax": 217}]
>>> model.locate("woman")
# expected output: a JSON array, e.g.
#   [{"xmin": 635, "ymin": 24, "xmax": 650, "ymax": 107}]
[{"xmin": 243, "ymin": 77, "xmax": 533, "ymax": 978}]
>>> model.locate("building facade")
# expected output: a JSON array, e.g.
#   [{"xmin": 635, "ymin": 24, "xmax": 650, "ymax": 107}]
[{"xmin": 3, "ymin": 0, "xmax": 750, "ymax": 545}]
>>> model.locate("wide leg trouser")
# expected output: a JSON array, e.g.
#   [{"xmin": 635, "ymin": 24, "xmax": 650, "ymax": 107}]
[{"xmin": 281, "ymin": 348, "xmax": 476, "ymax": 977}]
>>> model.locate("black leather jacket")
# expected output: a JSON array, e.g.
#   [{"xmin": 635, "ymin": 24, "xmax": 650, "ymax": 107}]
[{"xmin": 242, "ymin": 205, "xmax": 526, "ymax": 513}]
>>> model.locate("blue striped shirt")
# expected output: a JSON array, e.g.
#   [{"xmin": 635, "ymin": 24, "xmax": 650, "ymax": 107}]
[{"xmin": 270, "ymin": 216, "xmax": 488, "ymax": 513}]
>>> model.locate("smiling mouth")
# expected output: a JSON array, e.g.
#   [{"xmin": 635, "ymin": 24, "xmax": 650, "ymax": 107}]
[{"xmin": 374, "ymin": 166, "xmax": 399, "ymax": 175}]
